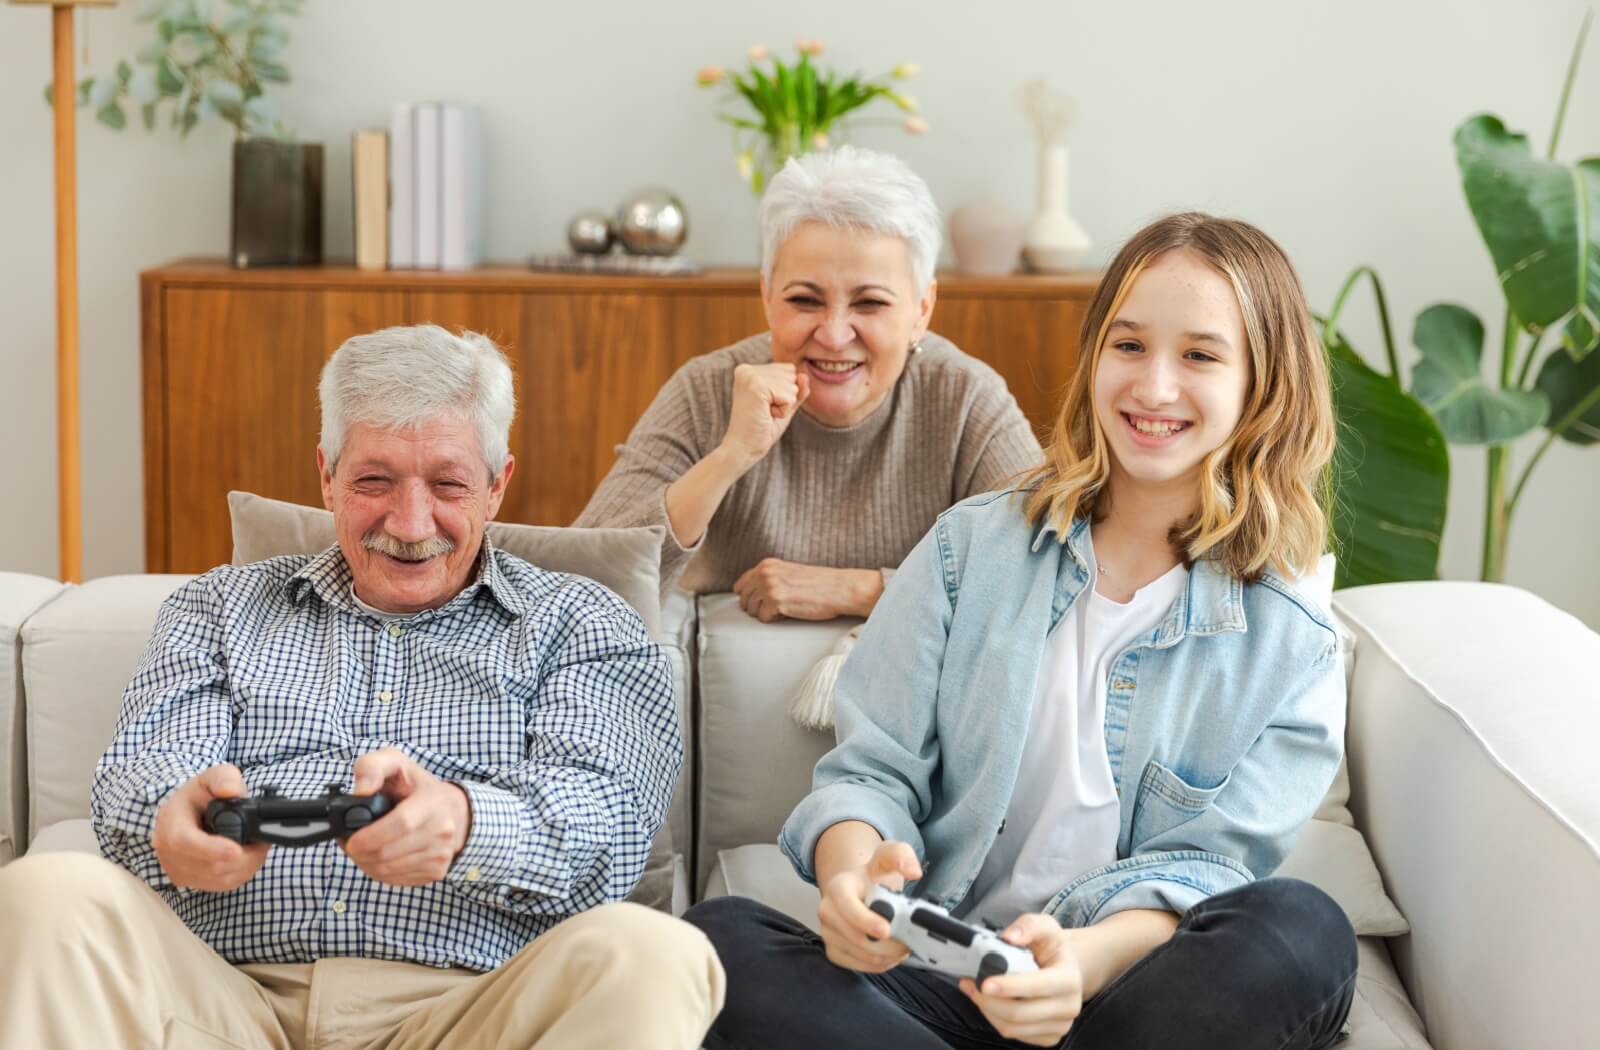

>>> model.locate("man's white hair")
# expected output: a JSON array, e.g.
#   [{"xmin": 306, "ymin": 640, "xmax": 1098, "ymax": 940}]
[
  {"xmin": 318, "ymin": 324, "xmax": 516, "ymax": 475},
  {"xmin": 759, "ymin": 145, "xmax": 942, "ymax": 296}
]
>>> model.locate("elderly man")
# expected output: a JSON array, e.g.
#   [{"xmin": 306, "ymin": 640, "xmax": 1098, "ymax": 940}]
[{"xmin": 0, "ymin": 325, "xmax": 723, "ymax": 1049}]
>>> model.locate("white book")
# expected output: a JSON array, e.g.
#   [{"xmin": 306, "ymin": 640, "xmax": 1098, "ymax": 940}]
[
  {"xmin": 440, "ymin": 103, "xmax": 484, "ymax": 271},
  {"xmin": 387, "ymin": 102, "xmax": 415, "ymax": 268},
  {"xmin": 413, "ymin": 102, "xmax": 442, "ymax": 269}
]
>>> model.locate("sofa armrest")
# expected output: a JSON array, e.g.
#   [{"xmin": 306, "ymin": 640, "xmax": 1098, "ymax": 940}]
[
  {"xmin": 1333, "ymin": 582, "xmax": 1599, "ymax": 1050},
  {"xmin": 20, "ymin": 575, "xmax": 193, "ymax": 846},
  {"xmin": 0, "ymin": 574, "xmax": 71, "ymax": 865}
]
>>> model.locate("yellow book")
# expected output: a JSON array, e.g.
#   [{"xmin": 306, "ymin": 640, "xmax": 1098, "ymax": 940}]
[{"xmin": 352, "ymin": 129, "xmax": 389, "ymax": 271}]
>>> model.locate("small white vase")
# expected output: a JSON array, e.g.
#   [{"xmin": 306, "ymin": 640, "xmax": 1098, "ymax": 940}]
[{"xmin": 1023, "ymin": 143, "xmax": 1091, "ymax": 272}]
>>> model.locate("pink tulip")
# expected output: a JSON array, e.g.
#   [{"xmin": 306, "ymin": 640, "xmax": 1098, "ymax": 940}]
[
  {"xmin": 812, "ymin": 131, "xmax": 830, "ymax": 150},
  {"xmin": 748, "ymin": 45, "xmax": 769, "ymax": 61},
  {"xmin": 796, "ymin": 38, "xmax": 825, "ymax": 56},
  {"xmin": 904, "ymin": 115, "xmax": 929, "ymax": 135},
  {"xmin": 696, "ymin": 66, "xmax": 725, "ymax": 86}
]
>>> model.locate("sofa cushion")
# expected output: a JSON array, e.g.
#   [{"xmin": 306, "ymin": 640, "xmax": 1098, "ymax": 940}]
[
  {"xmin": 25, "ymin": 816, "xmax": 96, "ymax": 854},
  {"xmin": 0, "ymin": 573, "xmax": 70, "ymax": 864},
  {"xmin": 693, "ymin": 594, "xmax": 858, "ymax": 896},
  {"xmin": 227, "ymin": 491, "xmax": 666, "ymax": 636},
  {"xmin": 21, "ymin": 575, "xmax": 194, "ymax": 842},
  {"xmin": 706, "ymin": 842, "xmax": 1431, "ymax": 1049}
]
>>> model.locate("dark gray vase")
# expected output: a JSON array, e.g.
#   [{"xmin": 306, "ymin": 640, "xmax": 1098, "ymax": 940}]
[{"xmin": 230, "ymin": 138, "xmax": 323, "ymax": 268}]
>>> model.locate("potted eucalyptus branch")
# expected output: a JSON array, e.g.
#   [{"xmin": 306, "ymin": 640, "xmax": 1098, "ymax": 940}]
[
  {"xmin": 1322, "ymin": 12, "xmax": 1596, "ymax": 587},
  {"xmin": 47, "ymin": 0, "xmax": 318, "ymax": 267}
]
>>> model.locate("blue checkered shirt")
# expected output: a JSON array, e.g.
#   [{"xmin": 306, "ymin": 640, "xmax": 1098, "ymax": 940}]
[{"xmin": 91, "ymin": 541, "xmax": 680, "ymax": 971}]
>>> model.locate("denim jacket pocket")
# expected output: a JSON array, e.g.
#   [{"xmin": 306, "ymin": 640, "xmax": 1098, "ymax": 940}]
[{"xmin": 1130, "ymin": 759, "xmax": 1231, "ymax": 845}]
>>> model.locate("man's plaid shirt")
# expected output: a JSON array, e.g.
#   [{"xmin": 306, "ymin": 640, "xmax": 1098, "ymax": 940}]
[{"xmin": 91, "ymin": 540, "xmax": 679, "ymax": 972}]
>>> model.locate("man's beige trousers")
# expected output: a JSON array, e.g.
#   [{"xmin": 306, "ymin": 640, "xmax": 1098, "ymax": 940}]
[{"xmin": 0, "ymin": 852, "xmax": 725, "ymax": 1050}]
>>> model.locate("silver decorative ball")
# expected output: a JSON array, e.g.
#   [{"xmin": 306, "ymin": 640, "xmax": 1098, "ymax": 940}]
[
  {"xmin": 567, "ymin": 209, "xmax": 615, "ymax": 255},
  {"xmin": 615, "ymin": 188, "xmax": 688, "ymax": 256}
]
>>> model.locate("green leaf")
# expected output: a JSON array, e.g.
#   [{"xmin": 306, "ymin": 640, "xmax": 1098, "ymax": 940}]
[
  {"xmin": 1455, "ymin": 115, "xmax": 1600, "ymax": 359},
  {"xmin": 142, "ymin": 103, "xmax": 158, "ymax": 130},
  {"xmin": 1535, "ymin": 339, "xmax": 1600, "ymax": 445},
  {"xmin": 96, "ymin": 101, "xmax": 127, "ymax": 130},
  {"xmin": 157, "ymin": 59, "xmax": 185, "ymax": 95},
  {"xmin": 205, "ymin": 78, "xmax": 244, "ymax": 108},
  {"xmin": 116, "ymin": 60, "xmax": 134, "ymax": 86},
  {"xmin": 1326, "ymin": 331, "xmax": 1449, "ymax": 587},
  {"xmin": 249, "ymin": 29, "xmax": 287, "ymax": 59},
  {"xmin": 128, "ymin": 67, "xmax": 161, "ymax": 105},
  {"xmin": 254, "ymin": 61, "xmax": 290, "ymax": 83},
  {"xmin": 243, "ymin": 94, "xmax": 273, "ymax": 126},
  {"xmin": 1410, "ymin": 302, "xmax": 1549, "ymax": 443},
  {"xmin": 89, "ymin": 75, "xmax": 119, "ymax": 111}
]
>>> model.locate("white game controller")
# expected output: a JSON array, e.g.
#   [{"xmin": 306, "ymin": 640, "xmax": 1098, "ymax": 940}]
[{"xmin": 866, "ymin": 885, "xmax": 1039, "ymax": 983}]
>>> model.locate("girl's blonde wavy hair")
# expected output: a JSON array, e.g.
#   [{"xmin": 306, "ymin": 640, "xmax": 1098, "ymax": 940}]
[{"xmin": 1020, "ymin": 212, "xmax": 1335, "ymax": 582}]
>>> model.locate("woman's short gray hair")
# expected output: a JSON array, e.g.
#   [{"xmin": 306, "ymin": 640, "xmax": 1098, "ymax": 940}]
[
  {"xmin": 318, "ymin": 324, "xmax": 516, "ymax": 475},
  {"xmin": 759, "ymin": 146, "xmax": 941, "ymax": 295}
]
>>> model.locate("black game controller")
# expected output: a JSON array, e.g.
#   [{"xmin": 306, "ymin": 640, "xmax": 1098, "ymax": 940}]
[{"xmin": 204, "ymin": 785, "xmax": 394, "ymax": 847}]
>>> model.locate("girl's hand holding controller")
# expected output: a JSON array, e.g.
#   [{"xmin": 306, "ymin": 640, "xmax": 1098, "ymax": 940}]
[
  {"xmin": 958, "ymin": 913, "xmax": 1086, "ymax": 1047},
  {"xmin": 817, "ymin": 840, "xmax": 923, "ymax": 973}
]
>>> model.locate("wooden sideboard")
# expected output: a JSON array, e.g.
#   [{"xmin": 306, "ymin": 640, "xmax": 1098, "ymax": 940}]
[{"xmin": 140, "ymin": 259, "xmax": 1098, "ymax": 573}]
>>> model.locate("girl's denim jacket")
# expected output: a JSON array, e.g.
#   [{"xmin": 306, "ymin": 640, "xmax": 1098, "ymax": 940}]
[{"xmin": 780, "ymin": 489, "xmax": 1344, "ymax": 927}]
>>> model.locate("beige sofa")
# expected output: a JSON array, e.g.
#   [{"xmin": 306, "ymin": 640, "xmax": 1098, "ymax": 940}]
[{"xmin": 2, "ymin": 571, "xmax": 1596, "ymax": 1050}]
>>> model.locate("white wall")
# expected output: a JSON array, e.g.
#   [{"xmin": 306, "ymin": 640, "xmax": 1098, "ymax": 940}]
[{"xmin": 3, "ymin": 0, "xmax": 1597, "ymax": 626}]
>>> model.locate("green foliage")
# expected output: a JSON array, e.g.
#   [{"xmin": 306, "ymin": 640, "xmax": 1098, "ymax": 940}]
[
  {"xmin": 42, "ymin": 0, "xmax": 302, "ymax": 139},
  {"xmin": 1454, "ymin": 116, "xmax": 1600, "ymax": 359},
  {"xmin": 698, "ymin": 43, "xmax": 924, "ymax": 194},
  {"xmin": 1411, "ymin": 303, "xmax": 1548, "ymax": 443},
  {"xmin": 1324, "ymin": 330, "xmax": 1449, "ymax": 588},
  {"xmin": 1327, "ymin": 12, "xmax": 1598, "ymax": 583}
]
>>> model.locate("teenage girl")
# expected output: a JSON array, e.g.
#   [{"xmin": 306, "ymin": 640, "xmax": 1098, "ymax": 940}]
[{"xmin": 688, "ymin": 212, "xmax": 1356, "ymax": 1050}]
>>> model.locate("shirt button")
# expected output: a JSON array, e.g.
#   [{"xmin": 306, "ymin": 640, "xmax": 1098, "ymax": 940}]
[
  {"xmin": 378, "ymin": 690, "xmax": 393, "ymax": 703},
  {"xmin": 387, "ymin": 623, "xmax": 402, "ymax": 638},
  {"xmin": 331, "ymin": 900, "xmax": 347, "ymax": 915},
  {"xmin": 466, "ymin": 867, "xmax": 482, "ymax": 882}
]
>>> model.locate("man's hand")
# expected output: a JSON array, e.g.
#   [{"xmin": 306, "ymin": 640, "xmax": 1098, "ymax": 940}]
[
  {"xmin": 152, "ymin": 764, "xmax": 270, "ymax": 892},
  {"xmin": 733, "ymin": 559, "xmax": 883, "ymax": 621},
  {"xmin": 959, "ymin": 913, "xmax": 1085, "ymax": 1047},
  {"xmin": 342, "ymin": 747, "xmax": 471, "ymax": 887},
  {"xmin": 817, "ymin": 840, "xmax": 923, "ymax": 973}
]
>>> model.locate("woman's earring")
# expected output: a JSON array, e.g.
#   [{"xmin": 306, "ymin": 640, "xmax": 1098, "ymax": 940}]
[{"xmin": 909, "ymin": 341, "xmax": 923, "ymax": 354}]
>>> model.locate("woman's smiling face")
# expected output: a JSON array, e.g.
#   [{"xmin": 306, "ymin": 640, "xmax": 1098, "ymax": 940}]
[
  {"xmin": 763, "ymin": 221, "xmax": 935, "ymax": 428},
  {"xmin": 1092, "ymin": 248, "xmax": 1253, "ymax": 498}
]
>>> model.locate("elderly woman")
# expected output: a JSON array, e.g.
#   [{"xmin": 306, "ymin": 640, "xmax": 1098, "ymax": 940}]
[{"xmin": 576, "ymin": 146, "xmax": 1042, "ymax": 622}]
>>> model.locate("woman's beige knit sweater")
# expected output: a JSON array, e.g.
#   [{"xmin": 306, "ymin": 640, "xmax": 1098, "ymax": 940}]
[{"xmin": 575, "ymin": 331, "xmax": 1045, "ymax": 595}]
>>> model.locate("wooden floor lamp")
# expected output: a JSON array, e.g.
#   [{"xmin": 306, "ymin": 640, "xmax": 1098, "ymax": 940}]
[{"xmin": 13, "ymin": 0, "xmax": 115, "ymax": 583}]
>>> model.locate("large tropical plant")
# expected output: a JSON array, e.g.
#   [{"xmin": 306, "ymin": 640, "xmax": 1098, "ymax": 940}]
[{"xmin": 1324, "ymin": 12, "xmax": 1596, "ymax": 586}]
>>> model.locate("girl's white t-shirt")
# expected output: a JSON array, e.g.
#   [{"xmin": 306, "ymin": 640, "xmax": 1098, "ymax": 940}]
[{"xmin": 956, "ymin": 556, "xmax": 1189, "ymax": 929}]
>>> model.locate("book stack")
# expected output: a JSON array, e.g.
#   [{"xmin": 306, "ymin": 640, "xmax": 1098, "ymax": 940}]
[{"xmin": 385, "ymin": 102, "xmax": 485, "ymax": 270}]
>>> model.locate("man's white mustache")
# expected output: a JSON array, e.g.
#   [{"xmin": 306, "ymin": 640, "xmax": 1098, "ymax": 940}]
[{"xmin": 361, "ymin": 530, "xmax": 455, "ymax": 561}]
